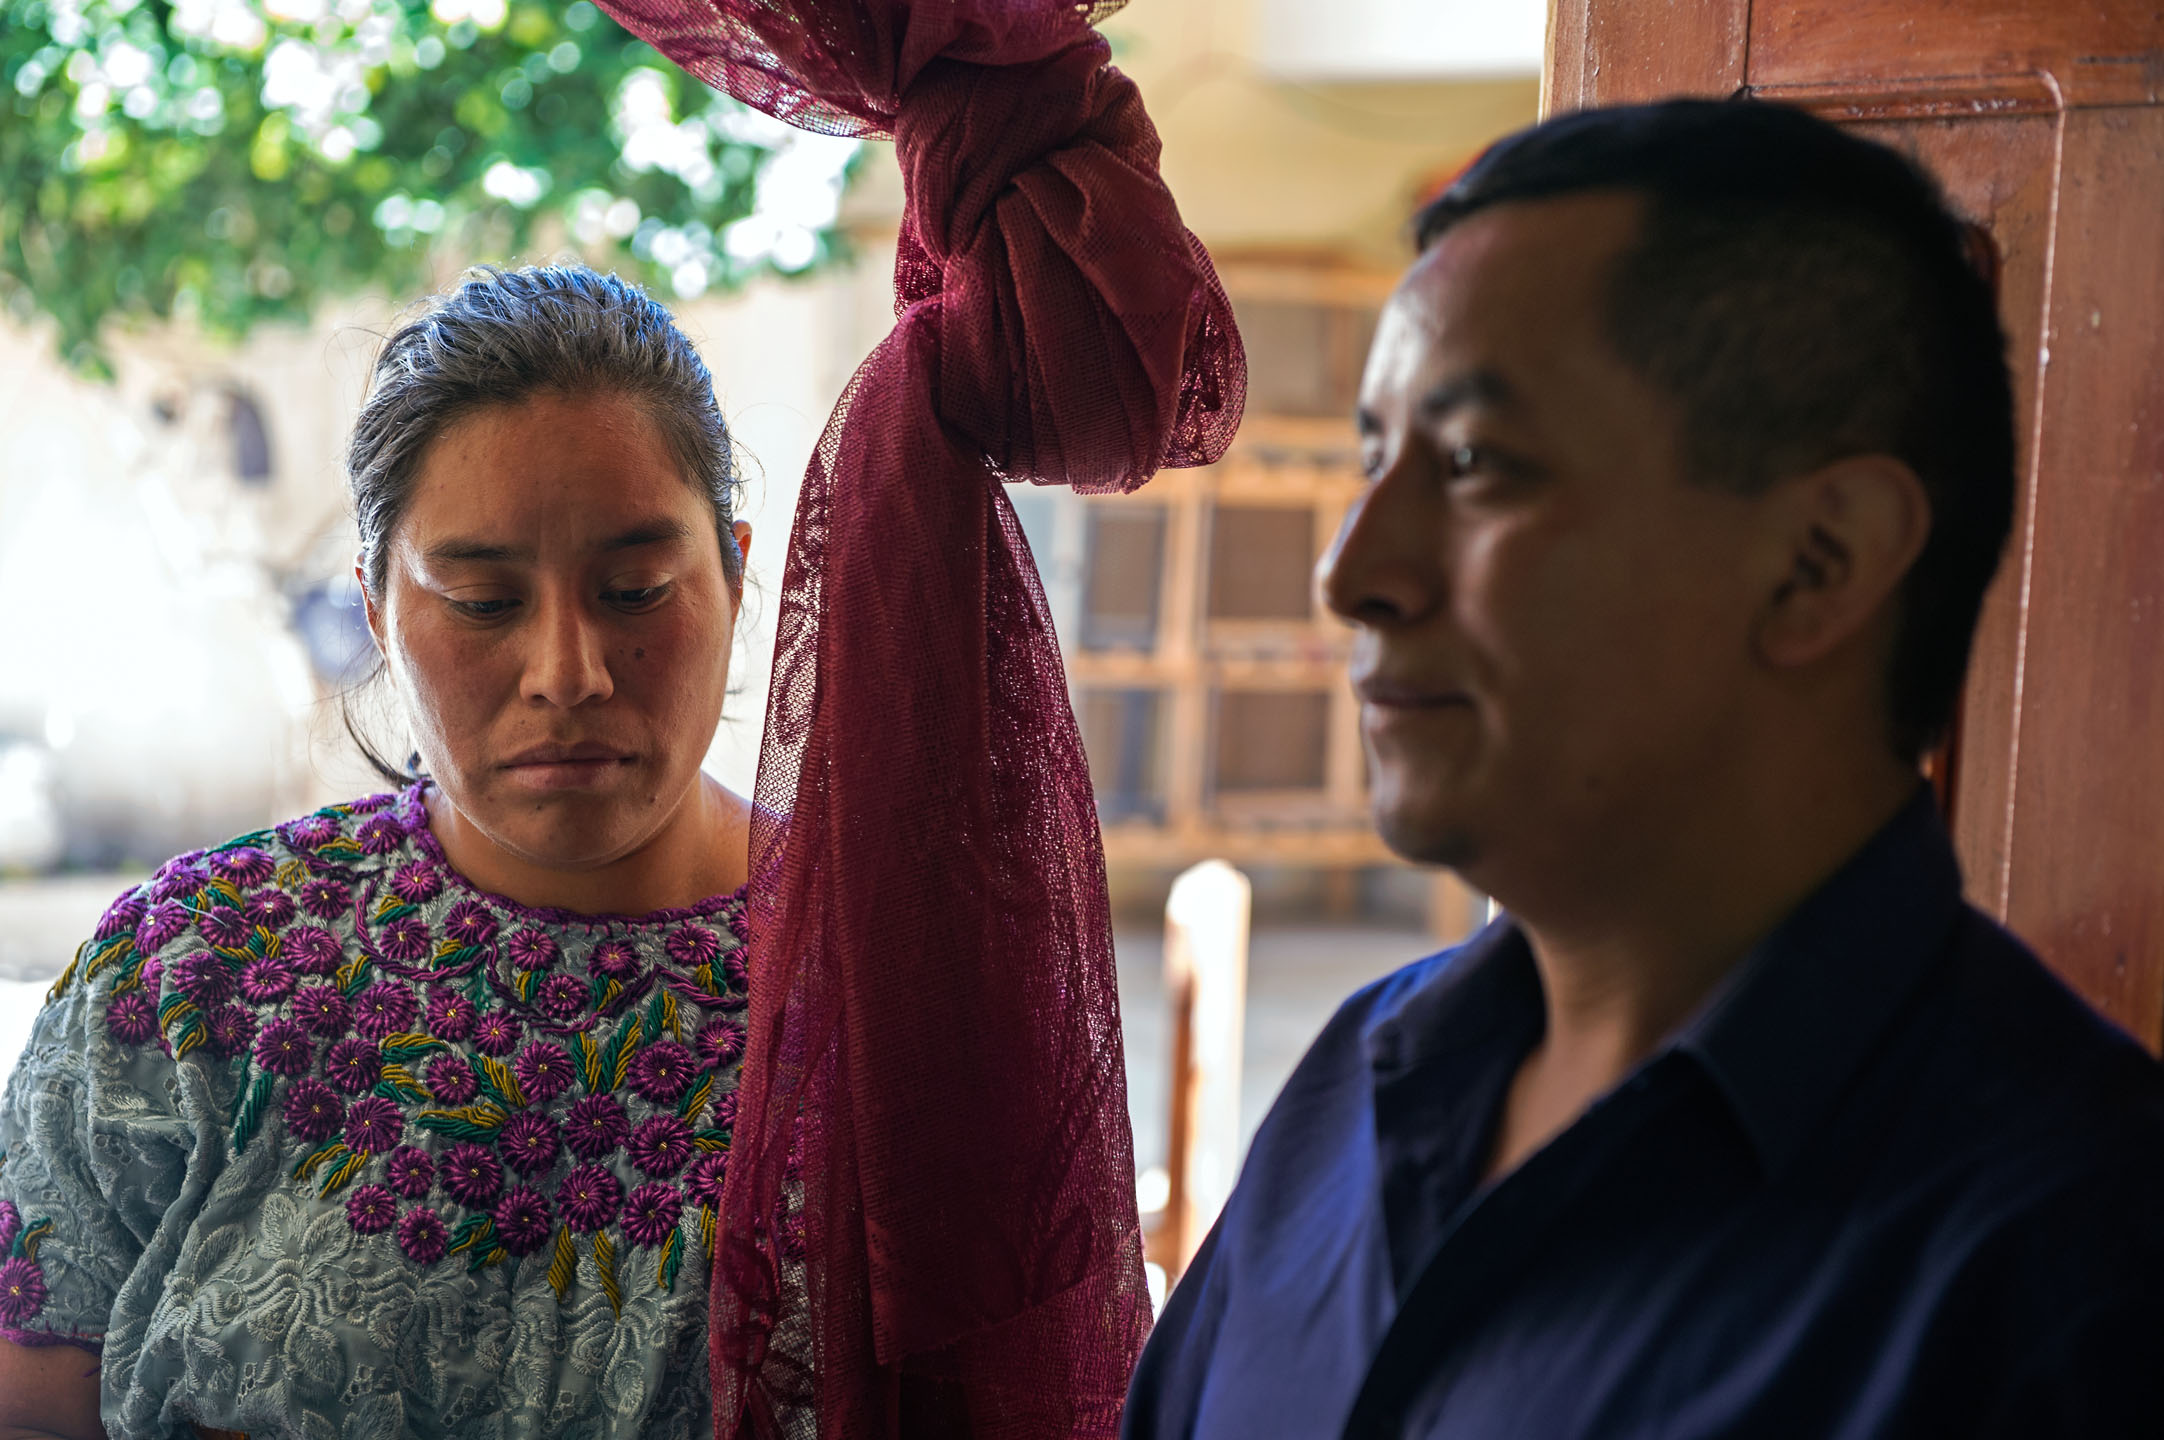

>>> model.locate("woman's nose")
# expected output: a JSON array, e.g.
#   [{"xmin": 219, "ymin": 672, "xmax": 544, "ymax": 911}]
[{"xmin": 522, "ymin": 595, "xmax": 615, "ymax": 710}]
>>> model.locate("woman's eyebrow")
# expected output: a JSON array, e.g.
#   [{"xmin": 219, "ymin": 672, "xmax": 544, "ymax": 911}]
[{"xmin": 421, "ymin": 519, "xmax": 693, "ymax": 565}]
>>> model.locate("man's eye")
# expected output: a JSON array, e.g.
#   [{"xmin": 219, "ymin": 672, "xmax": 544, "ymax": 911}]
[{"xmin": 1447, "ymin": 444, "xmax": 1488, "ymax": 478}]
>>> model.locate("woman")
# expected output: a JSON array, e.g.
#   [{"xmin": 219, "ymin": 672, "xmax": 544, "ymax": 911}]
[{"xmin": 0, "ymin": 265, "xmax": 757, "ymax": 1437}]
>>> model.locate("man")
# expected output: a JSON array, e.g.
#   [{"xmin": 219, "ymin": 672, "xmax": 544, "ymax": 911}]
[{"xmin": 1123, "ymin": 100, "xmax": 2164, "ymax": 1438}]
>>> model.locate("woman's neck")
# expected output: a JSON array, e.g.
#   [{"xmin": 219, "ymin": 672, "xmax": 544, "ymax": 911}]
[{"xmin": 422, "ymin": 776, "xmax": 752, "ymax": 917}]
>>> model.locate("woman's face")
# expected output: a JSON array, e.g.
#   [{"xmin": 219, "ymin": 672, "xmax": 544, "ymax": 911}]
[{"xmin": 365, "ymin": 390, "xmax": 749, "ymax": 875}]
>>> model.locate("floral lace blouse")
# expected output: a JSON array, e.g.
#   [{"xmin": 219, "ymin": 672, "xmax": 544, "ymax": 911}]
[{"xmin": 0, "ymin": 785, "xmax": 748, "ymax": 1437}]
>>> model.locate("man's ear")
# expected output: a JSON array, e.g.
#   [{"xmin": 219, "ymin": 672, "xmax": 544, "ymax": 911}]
[{"xmin": 1752, "ymin": 454, "xmax": 1931, "ymax": 670}]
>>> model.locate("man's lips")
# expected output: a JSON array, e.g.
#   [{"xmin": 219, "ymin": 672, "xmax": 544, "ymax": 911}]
[{"xmin": 1352, "ymin": 677, "xmax": 1473, "ymax": 709}]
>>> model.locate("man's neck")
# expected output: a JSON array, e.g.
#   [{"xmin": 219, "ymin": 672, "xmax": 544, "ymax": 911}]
[{"xmin": 1481, "ymin": 751, "xmax": 1922, "ymax": 1181}]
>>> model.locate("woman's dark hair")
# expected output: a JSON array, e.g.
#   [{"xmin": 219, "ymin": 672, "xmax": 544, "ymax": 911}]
[
  {"xmin": 1414, "ymin": 99, "xmax": 2016, "ymax": 763},
  {"xmin": 341, "ymin": 263, "xmax": 744, "ymax": 783}
]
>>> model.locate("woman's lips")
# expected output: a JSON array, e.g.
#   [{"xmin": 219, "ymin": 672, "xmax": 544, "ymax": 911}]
[{"xmin": 500, "ymin": 745, "xmax": 636, "ymax": 790}]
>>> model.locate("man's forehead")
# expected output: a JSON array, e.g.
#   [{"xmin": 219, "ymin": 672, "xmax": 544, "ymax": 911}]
[{"xmin": 1364, "ymin": 190, "xmax": 1645, "ymax": 403}]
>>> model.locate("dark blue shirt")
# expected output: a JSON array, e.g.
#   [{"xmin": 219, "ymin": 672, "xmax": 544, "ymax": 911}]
[{"xmin": 1124, "ymin": 793, "xmax": 2164, "ymax": 1438}]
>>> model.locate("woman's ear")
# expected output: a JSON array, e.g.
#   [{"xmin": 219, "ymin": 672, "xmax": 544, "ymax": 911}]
[
  {"xmin": 357, "ymin": 556, "xmax": 388, "ymax": 656},
  {"xmin": 1753, "ymin": 454, "xmax": 1932, "ymax": 670},
  {"xmin": 730, "ymin": 522, "xmax": 752, "ymax": 597}
]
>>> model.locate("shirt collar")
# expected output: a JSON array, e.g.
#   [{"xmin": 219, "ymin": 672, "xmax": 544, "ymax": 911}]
[
  {"xmin": 1672, "ymin": 786, "xmax": 1964, "ymax": 1180},
  {"xmin": 1370, "ymin": 788, "xmax": 1964, "ymax": 1180}
]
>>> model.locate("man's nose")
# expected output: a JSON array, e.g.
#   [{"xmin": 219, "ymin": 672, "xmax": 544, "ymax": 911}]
[
  {"xmin": 1318, "ymin": 453, "xmax": 1436, "ymax": 629},
  {"xmin": 522, "ymin": 593, "xmax": 614, "ymax": 709}
]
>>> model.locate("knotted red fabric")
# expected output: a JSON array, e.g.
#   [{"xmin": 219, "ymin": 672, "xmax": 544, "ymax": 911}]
[{"xmin": 588, "ymin": 1, "xmax": 1246, "ymax": 1434}]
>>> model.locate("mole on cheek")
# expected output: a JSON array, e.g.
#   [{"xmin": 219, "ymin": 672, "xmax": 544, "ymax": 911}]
[{"xmin": 634, "ymin": 648, "xmax": 646, "ymax": 660}]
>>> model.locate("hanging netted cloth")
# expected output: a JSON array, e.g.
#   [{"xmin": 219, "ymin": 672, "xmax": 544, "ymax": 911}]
[{"xmin": 589, "ymin": 0, "xmax": 1247, "ymax": 1434}]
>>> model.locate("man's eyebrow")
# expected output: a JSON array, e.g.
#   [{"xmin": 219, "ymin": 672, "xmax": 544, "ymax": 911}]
[{"xmin": 1416, "ymin": 369, "xmax": 1516, "ymax": 421}]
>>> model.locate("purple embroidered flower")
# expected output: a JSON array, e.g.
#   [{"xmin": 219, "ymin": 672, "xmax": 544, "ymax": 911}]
[
  {"xmin": 0, "ymin": 1257, "xmax": 47, "ymax": 1324},
  {"xmin": 279, "ymin": 814, "xmax": 338, "ymax": 850},
  {"xmin": 195, "ymin": 906, "xmax": 252, "ymax": 951},
  {"xmin": 96, "ymin": 890, "xmax": 147, "ymax": 941},
  {"xmin": 385, "ymin": 1145, "xmax": 436, "ymax": 1199},
  {"xmin": 697, "ymin": 1020, "xmax": 746, "ymax": 1071},
  {"xmin": 684, "ymin": 1150, "xmax": 728, "ymax": 1207},
  {"xmin": 210, "ymin": 847, "xmax": 275, "ymax": 887},
  {"xmin": 349, "ymin": 791, "xmax": 395, "ymax": 814},
  {"xmin": 134, "ymin": 900, "xmax": 190, "ymax": 954},
  {"xmin": 441, "ymin": 1142, "xmax": 503, "ymax": 1206},
  {"xmin": 173, "ymin": 951, "xmax": 236, "ymax": 1007},
  {"xmin": 346, "ymin": 1183, "xmax": 397, "ymax": 1234},
  {"xmin": 243, "ymin": 888, "xmax": 297, "ymax": 931},
  {"xmin": 325, "ymin": 1038, "xmax": 382, "ymax": 1094},
  {"xmin": 626, "ymin": 1114, "xmax": 695, "ymax": 1178},
  {"xmin": 345, "ymin": 1096, "xmax": 403, "ymax": 1153},
  {"xmin": 555, "ymin": 1163, "xmax": 622, "ymax": 1233},
  {"xmin": 425, "ymin": 1054, "xmax": 479, "ymax": 1105},
  {"xmin": 620, "ymin": 1181, "xmax": 684, "ymax": 1248},
  {"xmin": 106, "ymin": 991, "xmax": 157, "ymax": 1045},
  {"xmin": 473, "ymin": 1010, "xmax": 521, "ymax": 1057},
  {"xmin": 534, "ymin": 975, "xmax": 586, "ymax": 1020},
  {"xmin": 353, "ymin": 983, "xmax": 418, "ymax": 1040},
  {"xmin": 357, "ymin": 814, "xmax": 406, "ymax": 855},
  {"xmin": 587, "ymin": 939, "xmax": 639, "ymax": 981},
  {"xmin": 0, "ymin": 1200, "xmax": 19, "ymax": 1252},
  {"xmin": 149, "ymin": 861, "xmax": 206, "ymax": 905},
  {"xmin": 239, "ymin": 957, "xmax": 293, "ymax": 1005},
  {"xmin": 564, "ymin": 1094, "xmax": 629, "ymax": 1161},
  {"xmin": 498, "ymin": 1111, "xmax": 561, "ymax": 1176},
  {"xmin": 491, "ymin": 1185, "xmax": 552, "ymax": 1255},
  {"xmin": 441, "ymin": 901, "xmax": 498, "ymax": 950},
  {"xmin": 626, "ymin": 1041, "xmax": 696, "ymax": 1105},
  {"xmin": 398, "ymin": 1205, "xmax": 449, "ymax": 1264},
  {"xmin": 721, "ymin": 949, "xmax": 750, "ymax": 994},
  {"xmin": 283, "ymin": 925, "xmax": 342, "ymax": 975},
  {"xmin": 292, "ymin": 985, "xmax": 350, "ymax": 1037},
  {"xmin": 282, "ymin": 1077, "xmax": 344, "ymax": 1142},
  {"xmin": 388, "ymin": 860, "xmax": 443, "ymax": 905},
  {"xmin": 711, "ymin": 1090, "xmax": 737, "ymax": 1132},
  {"xmin": 513, "ymin": 1043, "xmax": 574, "ymax": 1104},
  {"xmin": 664, "ymin": 925, "xmax": 721, "ymax": 969},
  {"xmin": 377, "ymin": 914, "xmax": 430, "ymax": 963},
  {"xmin": 137, "ymin": 958, "xmax": 163, "ymax": 991},
  {"xmin": 252, "ymin": 1019, "xmax": 313, "ymax": 1076},
  {"xmin": 507, "ymin": 928, "xmax": 558, "ymax": 972},
  {"xmin": 424, "ymin": 989, "xmax": 476, "ymax": 1042},
  {"xmin": 298, "ymin": 877, "xmax": 351, "ymax": 921},
  {"xmin": 206, "ymin": 1005, "xmax": 256, "ymax": 1056}
]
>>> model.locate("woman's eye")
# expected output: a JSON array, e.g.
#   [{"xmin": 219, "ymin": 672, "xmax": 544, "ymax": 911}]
[
  {"xmin": 605, "ymin": 584, "xmax": 670, "ymax": 610},
  {"xmin": 450, "ymin": 597, "xmax": 517, "ymax": 618}
]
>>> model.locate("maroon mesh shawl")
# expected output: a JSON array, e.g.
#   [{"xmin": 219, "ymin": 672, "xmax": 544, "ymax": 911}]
[{"xmin": 587, "ymin": 1, "xmax": 1246, "ymax": 1434}]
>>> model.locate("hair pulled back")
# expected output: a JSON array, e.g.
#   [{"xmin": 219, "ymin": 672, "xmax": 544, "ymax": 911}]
[
  {"xmin": 341, "ymin": 264, "xmax": 742, "ymax": 783},
  {"xmin": 348, "ymin": 263, "xmax": 743, "ymax": 600}
]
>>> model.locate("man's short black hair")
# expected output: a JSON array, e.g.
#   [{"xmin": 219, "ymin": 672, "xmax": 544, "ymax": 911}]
[{"xmin": 1414, "ymin": 99, "xmax": 2015, "ymax": 763}]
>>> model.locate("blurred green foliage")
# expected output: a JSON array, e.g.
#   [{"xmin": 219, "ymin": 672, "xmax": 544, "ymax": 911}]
[{"xmin": 1, "ymin": 0, "xmax": 859, "ymax": 375}]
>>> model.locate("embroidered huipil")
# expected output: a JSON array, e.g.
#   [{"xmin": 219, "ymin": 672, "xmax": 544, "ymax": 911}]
[{"xmin": 0, "ymin": 785, "xmax": 748, "ymax": 1437}]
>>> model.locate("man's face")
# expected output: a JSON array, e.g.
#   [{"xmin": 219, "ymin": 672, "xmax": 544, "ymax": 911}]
[{"xmin": 1323, "ymin": 192, "xmax": 1773, "ymax": 892}]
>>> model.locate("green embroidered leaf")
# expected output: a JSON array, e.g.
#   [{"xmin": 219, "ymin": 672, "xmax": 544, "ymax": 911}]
[
  {"xmin": 336, "ymin": 957, "xmax": 373, "ymax": 997},
  {"xmin": 433, "ymin": 939, "xmax": 482, "ymax": 967},
  {"xmin": 378, "ymin": 1032, "xmax": 446, "ymax": 1062},
  {"xmin": 46, "ymin": 954, "xmax": 80, "ymax": 1003},
  {"xmin": 694, "ymin": 1129, "xmax": 730, "ymax": 1152},
  {"xmin": 316, "ymin": 837, "xmax": 365, "ymax": 858},
  {"xmin": 470, "ymin": 1245, "xmax": 508, "ymax": 1273},
  {"xmin": 171, "ymin": 1017, "xmax": 207, "ymax": 1061},
  {"xmin": 593, "ymin": 977, "xmax": 623, "ymax": 1012},
  {"xmin": 594, "ymin": 1229, "xmax": 621, "ymax": 1317},
  {"xmin": 657, "ymin": 1230, "xmax": 681, "ymax": 1291},
  {"xmin": 230, "ymin": 1070, "xmax": 275, "ymax": 1155},
  {"xmin": 374, "ymin": 1064, "xmax": 429, "ymax": 1103},
  {"xmin": 374, "ymin": 896, "xmax": 419, "ymax": 924},
  {"xmin": 446, "ymin": 1211, "xmax": 494, "ymax": 1258},
  {"xmin": 660, "ymin": 990, "xmax": 682, "ymax": 1042},
  {"xmin": 677, "ymin": 1074, "xmax": 713, "ymax": 1121},
  {"xmin": 418, "ymin": 1102, "xmax": 507, "ymax": 1142},
  {"xmin": 292, "ymin": 1140, "xmax": 347, "ymax": 1183},
  {"xmin": 274, "ymin": 859, "xmax": 309, "ymax": 890},
  {"xmin": 476, "ymin": 1055, "xmax": 526, "ymax": 1109},
  {"xmin": 604, "ymin": 1015, "xmax": 643, "ymax": 1092},
  {"xmin": 79, "ymin": 932, "xmax": 132, "ymax": 982},
  {"xmin": 318, "ymin": 1149, "xmax": 367, "ymax": 1197},
  {"xmin": 575, "ymin": 1032, "xmax": 603, "ymax": 1093},
  {"xmin": 18, "ymin": 1217, "xmax": 54, "ymax": 1262},
  {"xmin": 157, "ymin": 992, "xmax": 199, "ymax": 1027},
  {"xmin": 644, "ymin": 989, "xmax": 667, "ymax": 1043},
  {"xmin": 204, "ymin": 878, "xmax": 244, "ymax": 907}
]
